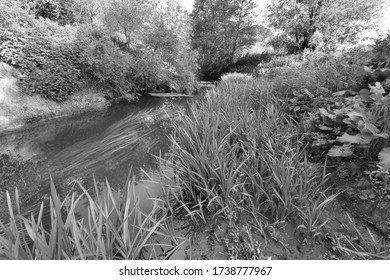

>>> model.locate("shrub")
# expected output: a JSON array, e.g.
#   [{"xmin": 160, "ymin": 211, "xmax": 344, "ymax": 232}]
[
  {"xmin": 21, "ymin": 60, "xmax": 81, "ymax": 102},
  {"xmin": 0, "ymin": 19, "xmax": 81, "ymax": 101},
  {"xmin": 76, "ymin": 25, "xmax": 197, "ymax": 97},
  {"xmin": 75, "ymin": 27, "xmax": 136, "ymax": 98},
  {"xmin": 256, "ymin": 48, "xmax": 369, "ymax": 96},
  {"xmin": 373, "ymin": 33, "xmax": 390, "ymax": 65}
]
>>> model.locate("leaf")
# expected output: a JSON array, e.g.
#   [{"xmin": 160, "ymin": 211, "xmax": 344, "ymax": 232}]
[
  {"xmin": 364, "ymin": 66, "xmax": 374, "ymax": 73},
  {"xmin": 327, "ymin": 144, "xmax": 353, "ymax": 157},
  {"xmin": 318, "ymin": 125, "xmax": 333, "ymax": 131},
  {"xmin": 318, "ymin": 108, "xmax": 335, "ymax": 125},
  {"xmin": 378, "ymin": 147, "xmax": 390, "ymax": 172},
  {"xmin": 312, "ymin": 139, "xmax": 335, "ymax": 147},
  {"xmin": 319, "ymin": 108, "xmax": 335, "ymax": 119},
  {"xmin": 346, "ymin": 111, "xmax": 363, "ymax": 122},
  {"xmin": 369, "ymin": 82, "xmax": 386, "ymax": 95},
  {"xmin": 336, "ymin": 133, "xmax": 372, "ymax": 145},
  {"xmin": 360, "ymin": 121, "xmax": 380, "ymax": 136},
  {"xmin": 360, "ymin": 89, "xmax": 374, "ymax": 103},
  {"xmin": 332, "ymin": 90, "xmax": 347, "ymax": 97},
  {"xmin": 343, "ymin": 118, "xmax": 354, "ymax": 125},
  {"xmin": 382, "ymin": 95, "xmax": 390, "ymax": 107}
]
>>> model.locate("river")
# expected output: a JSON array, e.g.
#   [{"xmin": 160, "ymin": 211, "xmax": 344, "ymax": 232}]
[{"xmin": 0, "ymin": 95, "xmax": 190, "ymax": 220}]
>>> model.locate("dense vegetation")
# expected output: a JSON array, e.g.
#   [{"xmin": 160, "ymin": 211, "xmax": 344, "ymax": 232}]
[
  {"xmin": 0, "ymin": 0, "xmax": 197, "ymax": 101},
  {"xmin": 1, "ymin": 0, "xmax": 390, "ymax": 260},
  {"xmin": 266, "ymin": 0, "xmax": 386, "ymax": 53}
]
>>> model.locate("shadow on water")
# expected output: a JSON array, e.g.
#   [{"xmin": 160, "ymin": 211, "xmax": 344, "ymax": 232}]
[{"xmin": 0, "ymin": 95, "xmax": 189, "ymax": 220}]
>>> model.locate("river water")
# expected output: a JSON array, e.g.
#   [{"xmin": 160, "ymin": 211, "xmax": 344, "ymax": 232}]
[{"xmin": 0, "ymin": 95, "xmax": 189, "ymax": 218}]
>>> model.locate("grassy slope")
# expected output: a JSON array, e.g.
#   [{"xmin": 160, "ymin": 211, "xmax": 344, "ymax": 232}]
[{"xmin": 0, "ymin": 76, "xmax": 109, "ymax": 131}]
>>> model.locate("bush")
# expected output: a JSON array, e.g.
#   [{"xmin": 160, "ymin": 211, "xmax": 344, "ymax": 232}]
[
  {"xmin": 0, "ymin": 19, "xmax": 81, "ymax": 101},
  {"xmin": 373, "ymin": 33, "xmax": 390, "ymax": 65},
  {"xmin": 75, "ymin": 27, "xmax": 136, "ymax": 98},
  {"xmin": 21, "ymin": 60, "xmax": 81, "ymax": 102},
  {"xmin": 256, "ymin": 48, "xmax": 369, "ymax": 96},
  {"xmin": 75, "ymin": 25, "xmax": 197, "ymax": 97}
]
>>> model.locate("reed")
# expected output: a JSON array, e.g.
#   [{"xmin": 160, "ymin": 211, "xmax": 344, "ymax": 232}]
[
  {"xmin": 0, "ymin": 177, "xmax": 179, "ymax": 260},
  {"xmin": 166, "ymin": 75, "xmax": 330, "ymax": 232}
]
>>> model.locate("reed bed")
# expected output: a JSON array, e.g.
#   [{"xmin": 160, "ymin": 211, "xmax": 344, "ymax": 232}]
[
  {"xmin": 0, "ymin": 177, "xmax": 180, "ymax": 260},
  {"xmin": 165, "ymin": 75, "xmax": 333, "ymax": 241}
]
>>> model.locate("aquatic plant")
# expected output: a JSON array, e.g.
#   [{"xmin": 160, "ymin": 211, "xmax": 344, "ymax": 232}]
[
  {"xmin": 0, "ymin": 177, "xmax": 180, "ymax": 260},
  {"xmin": 166, "ymin": 75, "xmax": 329, "ymax": 233}
]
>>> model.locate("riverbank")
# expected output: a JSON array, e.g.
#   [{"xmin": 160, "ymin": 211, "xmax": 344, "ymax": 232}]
[{"xmin": 0, "ymin": 77, "xmax": 111, "ymax": 132}]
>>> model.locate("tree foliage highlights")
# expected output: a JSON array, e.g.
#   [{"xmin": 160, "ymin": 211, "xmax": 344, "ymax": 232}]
[
  {"xmin": 266, "ymin": 0, "xmax": 385, "ymax": 53},
  {"xmin": 191, "ymin": 0, "xmax": 258, "ymax": 79},
  {"xmin": 0, "ymin": 0, "xmax": 197, "ymax": 101},
  {"xmin": 100, "ymin": 0, "xmax": 197, "ymax": 94}
]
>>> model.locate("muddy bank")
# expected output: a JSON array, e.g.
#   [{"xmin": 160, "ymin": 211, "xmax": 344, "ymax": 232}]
[{"xmin": 0, "ymin": 77, "xmax": 111, "ymax": 132}]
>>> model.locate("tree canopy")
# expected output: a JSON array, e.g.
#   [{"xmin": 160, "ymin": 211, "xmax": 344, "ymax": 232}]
[
  {"xmin": 266, "ymin": 0, "xmax": 386, "ymax": 53},
  {"xmin": 191, "ymin": 0, "xmax": 258, "ymax": 79},
  {"xmin": 0, "ymin": 0, "xmax": 197, "ymax": 100}
]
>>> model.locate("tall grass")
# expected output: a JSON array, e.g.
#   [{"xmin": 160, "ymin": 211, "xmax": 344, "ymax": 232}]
[
  {"xmin": 166, "ymin": 76, "xmax": 332, "ymax": 236},
  {"xmin": 0, "ymin": 177, "xmax": 180, "ymax": 260}
]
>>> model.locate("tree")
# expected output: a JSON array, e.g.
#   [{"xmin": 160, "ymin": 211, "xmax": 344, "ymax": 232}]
[
  {"xmin": 72, "ymin": 0, "xmax": 104, "ymax": 24},
  {"xmin": 266, "ymin": 0, "xmax": 385, "ymax": 53},
  {"xmin": 191, "ymin": 0, "xmax": 258, "ymax": 79},
  {"xmin": 103, "ymin": 0, "xmax": 154, "ymax": 48}
]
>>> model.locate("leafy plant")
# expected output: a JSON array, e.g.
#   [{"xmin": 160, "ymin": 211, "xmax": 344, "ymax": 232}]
[
  {"xmin": 295, "ymin": 192, "xmax": 337, "ymax": 244},
  {"xmin": 0, "ymin": 178, "xmax": 180, "ymax": 260},
  {"xmin": 165, "ymin": 75, "xmax": 329, "ymax": 229}
]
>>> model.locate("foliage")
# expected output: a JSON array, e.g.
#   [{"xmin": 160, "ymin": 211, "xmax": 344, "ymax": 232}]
[
  {"xmin": 22, "ymin": 59, "xmax": 81, "ymax": 101},
  {"xmin": 221, "ymin": 72, "xmax": 253, "ymax": 83},
  {"xmin": 104, "ymin": 0, "xmax": 154, "ymax": 48},
  {"xmin": 266, "ymin": 0, "xmax": 385, "ymax": 53},
  {"xmin": 373, "ymin": 33, "xmax": 390, "ymax": 63},
  {"xmin": 0, "ymin": 19, "xmax": 81, "ymax": 101},
  {"xmin": 256, "ymin": 48, "xmax": 370, "ymax": 99},
  {"xmin": 284, "ymin": 44, "xmax": 390, "ymax": 165},
  {"xmin": 191, "ymin": 0, "xmax": 258, "ymax": 79},
  {"xmin": 0, "ymin": 179, "xmax": 180, "ymax": 260},
  {"xmin": 0, "ymin": 62, "xmax": 21, "ymax": 79},
  {"xmin": 75, "ymin": 26, "xmax": 138, "ymax": 98},
  {"xmin": 71, "ymin": 0, "xmax": 104, "ymax": 24},
  {"xmin": 18, "ymin": 0, "xmax": 76, "ymax": 25},
  {"xmin": 309, "ymin": 82, "xmax": 390, "ymax": 160},
  {"xmin": 0, "ymin": 0, "xmax": 197, "ymax": 101},
  {"xmin": 165, "ymin": 76, "xmax": 330, "ymax": 236},
  {"xmin": 226, "ymin": 52, "xmax": 272, "ymax": 75},
  {"xmin": 145, "ymin": 0, "xmax": 198, "ymax": 93},
  {"xmin": 0, "ymin": 0, "xmax": 35, "ymax": 28}
]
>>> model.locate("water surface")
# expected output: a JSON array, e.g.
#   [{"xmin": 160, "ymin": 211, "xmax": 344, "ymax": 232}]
[{"xmin": 0, "ymin": 95, "xmax": 188, "ymax": 216}]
